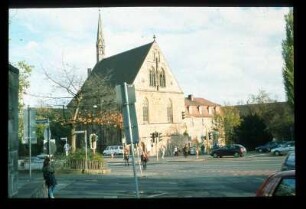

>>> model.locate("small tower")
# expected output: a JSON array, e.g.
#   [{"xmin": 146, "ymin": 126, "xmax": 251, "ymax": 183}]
[{"xmin": 96, "ymin": 10, "xmax": 105, "ymax": 63}]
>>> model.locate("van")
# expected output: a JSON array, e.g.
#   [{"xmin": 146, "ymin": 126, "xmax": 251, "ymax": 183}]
[{"xmin": 103, "ymin": 145, "xmax": 124, "ymax": 156}]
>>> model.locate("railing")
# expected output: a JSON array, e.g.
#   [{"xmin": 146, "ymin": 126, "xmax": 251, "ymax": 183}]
[{"xmin": 64, "ymin": 159, "xmax": 106, "ymax": 170}]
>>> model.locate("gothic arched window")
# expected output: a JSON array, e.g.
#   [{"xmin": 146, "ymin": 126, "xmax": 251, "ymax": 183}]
[
  {"xmin": 149, "ymin": 67, "xmax": 156, "ymax": 87},
  {"xmin": 160, "ymin": 68, "xmax": 166, "ymax": 87},
  {"xmin": 143, "ymin": 98, "xmax": 149, "ymax": 123},
  {"xmin": 167, "ymin": 99, "xmax": 173, "ymax": 123}
]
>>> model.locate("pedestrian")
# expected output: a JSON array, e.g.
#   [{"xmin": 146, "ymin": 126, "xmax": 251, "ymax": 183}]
[
  {"xmin": 183, "ymin": 144, "xmax": 189, "ymax": 158},
  {"xmin": 161, "ymin": 145, "xmax": 166, "ymax": 159},
  {"xmin": 141, "ymin": 150, "xmax": 149, "ymax": 170},
  {"xmin": 64, "ymin": 143, "xmax": 70, "ymax": 156},
  {"xmin": 124, "ymin": 148, "xmax": 129, "ymax": 166},
  {"xmin": 196, "ymin": 147, "xmax": 199, "ymax": 159},
  {"xmin": 174, "ymin": 146, "xmax": 178, "ymax": 156},
  {"xmin": 42, "ymin": 156, "xmax": 57, "ymax": 198}
]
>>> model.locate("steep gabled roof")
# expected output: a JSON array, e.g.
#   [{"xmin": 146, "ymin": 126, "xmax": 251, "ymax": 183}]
[{"xmin": 91, "ymin": 41, "xmax": 154, "ymax": 86}]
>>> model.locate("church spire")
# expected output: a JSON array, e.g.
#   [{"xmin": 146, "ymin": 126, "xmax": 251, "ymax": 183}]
[{"xmin": 96, "ymin": 10, "xmax": 105, "ymax": 63}]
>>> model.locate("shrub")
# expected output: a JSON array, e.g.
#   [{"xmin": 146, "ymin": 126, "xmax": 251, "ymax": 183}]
[{"xmin": 67, "ymin": 149, "xmax": 104, "ymax": 162}]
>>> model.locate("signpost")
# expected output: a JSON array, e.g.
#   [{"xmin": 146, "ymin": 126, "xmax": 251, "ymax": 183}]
[
  {"xmin": 115, "ymin": 82, "xmax": 140, "ymax": 198},
  {"xmin": 23, "ymin": 106, "xmax": 36, "ymax": 179},
  {"xmin": 37, "ymin": 118, "xmax": 51, "ymax": 156}
]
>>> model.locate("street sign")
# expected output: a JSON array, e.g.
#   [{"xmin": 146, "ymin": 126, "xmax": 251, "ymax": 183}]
[
  {"xmin": 116, "ymin": 83, "xmax": 139, "ymax": 144},
  {"xmin": 115, "ymin": 84, "xmax": 136, "ymax": 105},
  {"xmin": 22, "ymin": 108, "xmax": 37, "ymax": 144},
  {"xmin": 36, "ymin": 119, "xmax": 49, "ymax": 124}
]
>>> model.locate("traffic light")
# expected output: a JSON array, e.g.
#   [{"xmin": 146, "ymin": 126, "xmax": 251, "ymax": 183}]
[
  {"xmin": 158, "ymin": 132, "xmax": 162, "ymax": 141},
  {"xmin": 209, "ymin": 132, "xmax": 213, "ymax": 140},
  {"xmin": 182, "ymin": 111, "xmax": 186, "ymax": 119},
  {"xmin": 150, "ymin": 132, "xmax": 156, "ymax": 143}
]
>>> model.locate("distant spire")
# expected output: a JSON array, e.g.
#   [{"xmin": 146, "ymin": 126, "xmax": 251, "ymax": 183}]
[
  {"xmin": 96, "ymin": 10, "xmax": 105, "ymax": 63},
  {"xmin": 153, "ymin": 34, "xmax": 156, "ymax": 42}
]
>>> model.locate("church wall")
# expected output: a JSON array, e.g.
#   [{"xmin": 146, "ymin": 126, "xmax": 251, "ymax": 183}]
[{"xmin": 131, "ymin": 42, "xmax": 186, "ymax": 155}]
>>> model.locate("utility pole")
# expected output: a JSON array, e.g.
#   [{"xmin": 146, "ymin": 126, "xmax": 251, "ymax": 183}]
[
  {"xmin": 27, "ymin": 105, "xmax": 32, "ymax": 179},
  {"xmin": 47, "ymin": 118, "xmax": 51, "ymax": 157}
]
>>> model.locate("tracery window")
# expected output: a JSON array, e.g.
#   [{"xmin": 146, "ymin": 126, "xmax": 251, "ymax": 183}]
[
  {"xmin": 149, "ymin": 67, "xmax": 156, "ymax": 87},
  {"xmin": 160, "ymin": 68, "xmax": 166, "ymax": 87},
  {"xmin": 167, "ymin": 99, "xmax": 173, "ymax": 123},
  {"xmin": 143, "ymin": 98, "xmax": 149, "ymax": 122}
]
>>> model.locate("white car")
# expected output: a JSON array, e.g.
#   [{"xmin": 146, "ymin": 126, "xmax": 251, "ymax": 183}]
[
  {"xmin": 103, "ymin": 145, "xmax": 124, "ymax": 156},
  {"xmin": 271, "ymin": 141, "xmax": 295, "ymax": 156}
]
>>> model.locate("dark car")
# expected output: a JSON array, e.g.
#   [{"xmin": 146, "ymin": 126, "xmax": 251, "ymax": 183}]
[
  {"xmin": 210, "ymin": 144, "xmax": 247, "ymax": 158},
  {"xmin": 255, "ymin": 141, "xmax": 279, "ymax": 153},
  {"xmin": 280, "ymin": 151, "xmax": 295, "ymax": 171},
  {"xmin": 256, "ymin": 170, "xmax": 295, "ymax": 196}
]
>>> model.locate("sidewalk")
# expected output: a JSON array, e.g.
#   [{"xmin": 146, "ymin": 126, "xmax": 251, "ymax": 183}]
[{"xmin": 13, "ymin": 171, "xmax": 47, "ymax": 198}]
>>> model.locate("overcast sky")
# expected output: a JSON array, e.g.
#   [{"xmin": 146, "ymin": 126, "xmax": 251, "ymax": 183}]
[{"xmin": 9, "ymin": 7, "xmax": 291, "ymax": 107}]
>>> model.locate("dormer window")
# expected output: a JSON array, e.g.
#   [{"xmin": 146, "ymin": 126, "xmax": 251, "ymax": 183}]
[
  {"xmin": 198, "ymin": 106, "xmax": 202, "ymax": 114},
  {"xmin": 208, "ymin": 106, "xmax": 211, "ymax": 115}
]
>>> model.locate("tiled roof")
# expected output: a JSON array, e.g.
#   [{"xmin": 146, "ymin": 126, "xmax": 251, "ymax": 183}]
[{"xmin": 185, "ymin": 97, "xmax": 220, "ymax": 107}]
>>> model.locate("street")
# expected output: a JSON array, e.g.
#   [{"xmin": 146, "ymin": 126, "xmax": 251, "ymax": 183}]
[{"xmin": 53, "ymin": 153, "xmax": 285, "ymax": 198}]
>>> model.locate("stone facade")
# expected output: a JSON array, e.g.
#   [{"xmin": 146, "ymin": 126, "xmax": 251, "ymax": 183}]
[
  {"xmin": 131, "ymin": 42, "xmax": 185, "ymax": 154},
  {"xmin": 79, "ymin": 15, "xmax": 224, "ymax": 156},
  {"xmin": 8, "ymin": 64, "xmax": 19, "ymax": 197}
]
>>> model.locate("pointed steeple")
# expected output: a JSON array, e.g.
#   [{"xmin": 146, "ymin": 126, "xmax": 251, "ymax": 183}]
[{"xmin": 96, "ymin": 10, "xmax": 105, "ymax": 63}]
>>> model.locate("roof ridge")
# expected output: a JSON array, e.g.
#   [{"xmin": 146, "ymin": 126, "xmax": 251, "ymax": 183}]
[{"xmin": 103, "ymin": 41, "xmax": 154, "ymax": 61}]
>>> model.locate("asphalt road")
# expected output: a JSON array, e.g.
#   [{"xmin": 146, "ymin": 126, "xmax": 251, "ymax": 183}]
[{"xmin": 53, "ymin": 153, "xmax": 285, "ymax": 198}]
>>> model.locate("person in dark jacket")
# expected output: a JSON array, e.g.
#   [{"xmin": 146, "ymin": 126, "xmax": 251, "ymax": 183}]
[{"xmin": 42, "ymin": 156, "xmax": 57, "ymax": 198}]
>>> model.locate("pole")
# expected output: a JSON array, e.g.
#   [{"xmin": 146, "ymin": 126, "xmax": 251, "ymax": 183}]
[
  {"xmin": 123, "ymin": 82, "xmax": 140, "ymax": 198},
  {"xmin": 156, "ymin": 133, "xmax": 158, "ymax": 161},
  {"xmin": 28, "ymin": 106, "xmax": 32, "ymax": 179},
  {"xmin": 85, "ymin": 130, "xmax": 88, "ymax": 173},
  {"xmin": 47, "ymin": 118, "xmax": 51, "ymax": 157}
]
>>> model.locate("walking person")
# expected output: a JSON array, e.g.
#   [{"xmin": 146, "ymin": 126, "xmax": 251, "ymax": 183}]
[
  {"xmin": 174, "ymin": 146, "xmax": 178, "ymax": 156},
  {"xmin": 42, "ymin": 156, "xmax": 57, "ymax": 198},
  {"xmin": 124, "ymin": 148, "xmax": 130, "ymax": 166},
  {"xmin": 141, "ymin": 150, "xmax": 149, "ymax": 170},
  {"xmin": 183, "ymin": 144, "xmax": 189, "ymax": 158},
  {"xmin": 64, "ymin": 143, "xmax": 70, "ymax": 156},
  {"xmin": 161, "ymin": 145, "xmax": 166, "ymax": 159}
]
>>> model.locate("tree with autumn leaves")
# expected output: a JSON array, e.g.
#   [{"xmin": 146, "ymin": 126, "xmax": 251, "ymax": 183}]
[{"xmin": 44, "ymin": 64, "xmax": 123, "ymax": 153}]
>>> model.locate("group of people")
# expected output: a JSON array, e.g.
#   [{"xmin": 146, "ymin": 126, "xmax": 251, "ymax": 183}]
[
  {"xmin": 123, "ymin": 146, "xmax": 149, "ymax": 170},
  {"xmin": 173, "ymin": 144, "xmax": 190, "ymax": 157}
]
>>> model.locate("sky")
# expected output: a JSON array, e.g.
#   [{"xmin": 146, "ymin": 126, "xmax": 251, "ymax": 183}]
[{"xmin": 9, "ymin": 7, "xmax": 291, "ymax": 107}]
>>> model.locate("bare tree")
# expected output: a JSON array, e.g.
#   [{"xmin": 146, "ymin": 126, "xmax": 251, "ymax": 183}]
[{"xmin": 43, "ymin": 62, "xmax": 122, "ymax": 153}]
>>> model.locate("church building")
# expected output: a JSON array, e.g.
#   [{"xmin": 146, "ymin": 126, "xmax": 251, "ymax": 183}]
[{"xmin": 73, "ymin": 12, "xmax": 223, "ymax": 155}]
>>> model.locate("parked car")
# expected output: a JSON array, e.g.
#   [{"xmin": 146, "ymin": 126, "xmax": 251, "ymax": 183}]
[
  {"xmin": 271, "ymin": 141, "xmax": 295, "ymax": 156},
  {"xmin": 210, "ymin": 144, "xmax": 247, "ymax": 158},
  {"xmin": 281, "ymin": 151, "xmax": 295, "ymax": 171},
  {"xmin": 255, "ymin": 141, "xmax": 279, "ymax": 153},
  {"xmin": 256, "ymin": 170, "xmax": 295, "ymax": 196},
  {"xmin": 103, "ymin": 145, "xmax": 124, "ymax": 156},
  {"xmin": 189, "ymin": 147, "xmax": 196, "ymax": 155}
]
